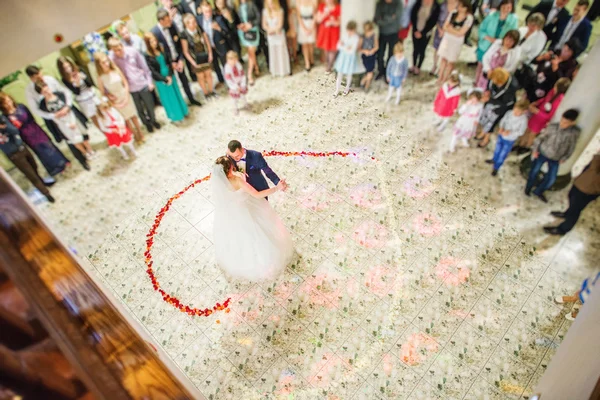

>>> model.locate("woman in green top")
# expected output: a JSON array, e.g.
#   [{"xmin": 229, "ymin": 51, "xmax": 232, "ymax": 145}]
[
  {"xmin": 235, "ymin": 0, "xmax": 261, "ymax": 85},
  {"xmin": 144, "ymin": 33, "xmax": 189, "ymax": 122}
]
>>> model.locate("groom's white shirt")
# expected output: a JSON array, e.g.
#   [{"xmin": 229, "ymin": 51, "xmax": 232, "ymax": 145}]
[{"xmin": 237, "ymin": 150, "xmax": 247, "ymax": 172}]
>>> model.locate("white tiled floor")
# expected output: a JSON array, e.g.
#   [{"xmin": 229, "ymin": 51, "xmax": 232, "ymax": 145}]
[{"xmin": 12, "ymin": 48, "xmax": 599, "ymax": 399}]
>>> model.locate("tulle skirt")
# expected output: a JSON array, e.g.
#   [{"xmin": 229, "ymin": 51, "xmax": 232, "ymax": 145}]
[{"xmin": 213, "ymin": 194, "xmax": 294, "ymax": 281}]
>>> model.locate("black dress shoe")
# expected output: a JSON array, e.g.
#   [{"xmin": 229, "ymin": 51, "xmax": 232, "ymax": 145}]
[
  {"xmin": 536, "ymin": 193, "xmax": 548, "ymax": 203},
  {"xmin": 375, "ymin": 73, "xmax": 385, "ymax": 81},
  {"xmin": 491, "ymin": 169, "xmax": 498, "ymax": 176},
  {"xmin": 467, "ymin": 61, "xmax": 478, "ymax": 67},
  {"xmin": 517, "ymin": 147, "xmax": 531, "ymax": 155},
  {"xmin": 485, "ymin": 159, "xmax": 494, "ymax": 164},
  {"xmin": 524, "ymin": 188, "xmax": 531, "ymax": 196},
  {"xmin": 46, "ymin": 194, "xmax": 55, "ymax": 203},
  {"xmin": 551, "ymin": 211, "xmax": 566, "ymax": 218},
  {"xmin": 191, "ymin": 100, "xmax": 202, "ymax": 107},
  {"xmin": 543, "ymin": 226, "xmax": 565, "ymax": 235},
  {"xmin": 153, "ymin": 121, "xmax": 161, "ymax": 129},
  {"xmin": 146, "ymin": 124, "xmax": 154, "ymax": 133}
]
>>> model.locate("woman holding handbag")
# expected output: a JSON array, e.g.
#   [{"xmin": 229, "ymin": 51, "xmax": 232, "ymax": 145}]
[{"xmin": 235, "ymin": 0, "xmax": 262, "ymax": 85}]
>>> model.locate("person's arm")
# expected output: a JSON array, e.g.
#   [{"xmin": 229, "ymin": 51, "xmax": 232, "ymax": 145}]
[
  {"xmin": 579, "ymin": 20, "xmax": 592, "ymax": 51},
  {"xmin": 478, "ymin": 13, "xmax": 493, "ymax": 42},
  {"xmin": 371, "ymin": 35, "xmax": 380, "ymax": 56},
  {"xmin": 562, "ymin": 130, "xmax": 579, "ymax": 161},
  {"xmin": 532, "ymin": 125, "xmax": 550, "ymax": 155},
  {"xmin": 134, "ymin": 50, "xmax": 154, "ymax": 88},
  {"xmin": 204, "ymin": 32, "xmax": 214, "ymax": 61},
  {"xmin": 396, "ymin": 1, "xmax": 404, "ymax": 28},
  {"xmin": 48, "ymin": 76, "xmax": 74, "ymax": 108},
  {"xmin": 410, "ymin": 1, "xmax": 419, "ymax": 28},
  {"xmin": 456, "ymin": 14, "xmax": 473, "ymax": 36},
  {"xmin": 145, "ymin": 54, "xmax": 168, "ymax": 82},
  {"xmin": 262, "ymin": 9, "xmax": 269, "ymax": 32},
  {"xmin": 374, "ymin": 3, "xmax": 383, "ymax": 25},
  {"xmin": 239, "ymin": 178, "xmax": 282, "ymax": 198},
  {"xmin": 181, "ymin": 37, "xmax": 197, "ymax": 68},
  {"xmin": 249, "ymin": 3, "xmax": 261, "ymax": 27},
  {"xmin": 481, "ymin": 41, "xmax": 497, "ymax": 72},
  {"xmin": 424, "ymin": 5, "xmax": 440, "ymax": 35},
  {"xmin": 25, "ymin": 86, "xmax": 53, "ymax": 120},
  {"xmin": 257, "ymin": 153, "xmax": 280, "ymax": 185}
]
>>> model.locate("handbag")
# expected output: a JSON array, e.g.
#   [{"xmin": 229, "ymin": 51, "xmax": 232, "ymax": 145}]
[{"xmin": 243, "ymin": 29, "xmax": 258, "ymax": 42}]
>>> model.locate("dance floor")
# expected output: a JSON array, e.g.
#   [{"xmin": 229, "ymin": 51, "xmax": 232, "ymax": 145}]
[{"xmin": 30, "ymin": 60, "xmax": 599, "ymax": 399}]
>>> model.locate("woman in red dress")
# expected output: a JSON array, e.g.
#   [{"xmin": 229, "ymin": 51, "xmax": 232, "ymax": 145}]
[{"xmin": 316, "ymin": 0, "xmax": 341, "ymax": 72}]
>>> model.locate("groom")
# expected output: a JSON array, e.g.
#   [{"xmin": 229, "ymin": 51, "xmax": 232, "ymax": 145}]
[{"xmin": 227, "ymin": 140, "xmax": 287, "ymax": 195}]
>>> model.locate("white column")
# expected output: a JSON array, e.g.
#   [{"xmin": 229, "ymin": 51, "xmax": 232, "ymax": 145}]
[
  {"xmin": 341, "ymin": 0, "xmax": 378, "ymax": 74},
  {"xmin": 555, "ymin": 40, "xmax": 600, "ymax": 177}
]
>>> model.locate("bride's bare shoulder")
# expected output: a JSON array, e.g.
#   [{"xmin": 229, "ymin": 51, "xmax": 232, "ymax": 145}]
[{"xmin": 229, "ymin": 175, "xmax": 245, "ymax": 190}]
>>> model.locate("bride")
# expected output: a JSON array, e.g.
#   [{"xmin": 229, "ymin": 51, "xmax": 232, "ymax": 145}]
[{"xmin": 212, "ymin": 156, "xmax": 294, "ymax": 281}]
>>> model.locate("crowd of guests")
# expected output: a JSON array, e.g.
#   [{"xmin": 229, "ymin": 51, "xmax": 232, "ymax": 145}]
[{"xmin": 0, "ymin": 0, "xmax": 598, "ymax": 233}]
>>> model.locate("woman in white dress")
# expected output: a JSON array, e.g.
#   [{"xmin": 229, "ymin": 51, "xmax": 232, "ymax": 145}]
[
  {"xmin": 212, "ymin": 156, "xmax": 294, "ymax": 282},
  {"xmin": 94, "ymin": 53, "xmax": 144, "ymax": 143},
  {"xmin": 57, "ymin": 56, "xmax": 101, "ymax": 131},
  {"xmin": 296, "ymin": 0, "xmax": 317, "ymax": 72},
  {"xmin": 436, "ymin": 0, "xmax": 473, "ymax": 84},
  {"xmin": 262, "ymin": 0, "xmax": 291, "ymax": 77}
]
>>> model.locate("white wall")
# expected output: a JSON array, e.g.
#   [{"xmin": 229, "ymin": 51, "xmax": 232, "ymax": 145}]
[{"xmin": 0, "ymin": 0, "xmax": 153, "ymax": 76}]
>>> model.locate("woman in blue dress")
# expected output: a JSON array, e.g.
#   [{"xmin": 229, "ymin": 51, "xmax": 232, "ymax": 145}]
[
  {"xmin": 144, "ymin": 33, "xmax": 189, "ymax": 122},
  {"xmin": 235, "ymin": 0, "xmax": 261, "ymax": 85}
]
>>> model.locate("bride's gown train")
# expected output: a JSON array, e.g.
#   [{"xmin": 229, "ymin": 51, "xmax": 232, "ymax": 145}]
[{"xmin": 211, "ymin": 165, "xmax": 294, "ymax": 281}]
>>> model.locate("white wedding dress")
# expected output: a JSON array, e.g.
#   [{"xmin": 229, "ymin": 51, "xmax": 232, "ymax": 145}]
[{"xmin": 211, "ymin": 165, "xmax": 294, "ymax": 281}]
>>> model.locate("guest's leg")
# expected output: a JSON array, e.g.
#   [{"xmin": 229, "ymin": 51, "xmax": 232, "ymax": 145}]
[
  {"xmin": 461, "ymin": 138, "xmax": 469, "ymax": 147},
  {"xmin": 557, "ymin": 187, "xmax": 598, "ymax": 233},
  {"xmin": 345, "ymin": 74, "xmax": 352, "ymax": 92},
  {"xmin": 395, "ymin": 86, "xmax": 403, "ymax": 105},
  {"xmin": 335, "ymin": 73, "xmax": 343, "ymax": 93},
  {"xmin": 125, "ymin": 141, "xmax": 137, "ymax": 157},
  {"xmin": 387, "ymin": 34, "xmax": 399, "ymax": 69},
  {"xmin": 412, "ymin": 34, "xmax": 419, "ymax": 67},
  {"xmin": 474, "ymin": 62, "xmax": 483, "ymax": 86},
  {"xmin": 128, "ymin": 117, "xmax": 144, "ymax": 142},
  {"xmin": 205, "ymin": 70, "xmax": 214, "ymax": 95},
  {"xmin": 117, "ymin": 145, "xmax": 129, "ymax": 160},
  {"xmin": 526, "ymin": 155, "xmax": 545, "ymax": 193},
  {"xmin": 493, "ymin": 137, "xmax": 513, "ymax": 171},
  {"xmin": 534, "ymin": 159, "xmax": 559, "ymax": 195},
  {"xmin": 437, "ymin": 118, "xmax": 449, "ymax": 131},
  {"xmin": 377, "ymin": 34, "xmax": 387, "ymax": 76},
  {"xmin": 9, "ymin": 148, "xmax": 50, "ymax": 196},
  {"xmin": 197, "ymin": 73, "xmax": 208, "ymax": 97},
  {"xmin": 131, "ymin": 91, "xmax": 150, "ymax": 128},
  {"xmin": 178, "ymin": 69, "xmax": 196, "ymax": 104},
  {"xmin": 385, "ymin": 85, "xmax": 395, "ymax": 102},
  {"xmin": 140, "ymin": 88, "xmax": 157, "ymax": 125},
  {"xmin": 302, "ymin": 44, "xmax": 311, "ymax": 70},
  {"xmin": 212, "ymin": 50, "xmax": 225, "ymax": 83},
  {"xmin": 449, "ymin": 135, "xmax": 458, "ymax": 152}
]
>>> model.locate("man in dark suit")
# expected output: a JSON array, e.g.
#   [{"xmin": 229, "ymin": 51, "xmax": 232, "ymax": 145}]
[
  {"xmin": 527, "ymin": 0, "xmax": 571, "ymax": 45},
  {"xmin": 552, "ymin": 0, "xmax": 592, "ymax": 56},
  {"xmin": 152, "ymin": 9, "xmax": 203, "ymax": 106},
  {"xmin": 197, "ymin": 0, "xmax": 236, "ymax": 84},
  {"xmin": 226, "ymin": 140, "xmax": 287, "ymax": 197}
]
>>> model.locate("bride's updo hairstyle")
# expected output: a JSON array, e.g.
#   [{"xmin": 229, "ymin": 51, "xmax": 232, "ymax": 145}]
[{"xmin": 215, "ymin": 156, "xmax": 233, "ymax": 175}]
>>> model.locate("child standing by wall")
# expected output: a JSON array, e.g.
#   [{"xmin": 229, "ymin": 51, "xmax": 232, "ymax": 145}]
[
  {"xmin": 433, "ymin": 70, "xmax": 461, "ymax": 132},
  {"xmin": 385, "ymin": 42, "xmax": 409, "ymax": 105},
  {"xmin": 224, "ymin": 51, "xmax": 249, "ymax": 115},
  {"xmin": 333, "ymin": 20, "xmax": 360, "ymax": 97},
  {"xmin": 449, "ymin": 89, "xmax": 482, "ymax": 152},
  {"xmin": 360, "ymin": 21, "xmax": 379, "ymax": 93},
  {"xmin": 486, "ymin": 98, "xmax": 530, "ymax": 176},
  {"xmin": 96, "ymin": 99, "xmax": 137, "ymax": 160}
]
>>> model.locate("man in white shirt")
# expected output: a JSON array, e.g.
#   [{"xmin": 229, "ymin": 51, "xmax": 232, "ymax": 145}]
[
  {"xmin": 553, "ymin": 0, "xmax": 592, "ymax": 55},
  {"xmin": 112, "ymin": 20, "xmax": 148, "ymax": 54},
  {"xmin": 151, "ymin": 9, "xmax": 202, "ymax": 106},
  {"xmin": 24, "ymin": 65, "xmax": 90, "ymax": 170}
]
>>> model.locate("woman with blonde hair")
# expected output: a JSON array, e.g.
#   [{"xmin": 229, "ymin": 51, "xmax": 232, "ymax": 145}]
[
  {"xmin": 181, "ymin": 13, "xmax": 215, "ymax": 99},
  {"xmin": 476, "ymin": 67, "xmax": 518, "ymax": 148},
  {"xmin": 95, "ymin": 52, "xmax": 144, "ymax": 143},
  {"xmin": 263, "ymin": 0, "xmax": 291, "ymax": 76}
]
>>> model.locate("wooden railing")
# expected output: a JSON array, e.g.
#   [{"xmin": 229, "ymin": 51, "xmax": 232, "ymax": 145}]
[{"xmin": 0, "ymin": 169, "xmax": 195, "ymax": 400}]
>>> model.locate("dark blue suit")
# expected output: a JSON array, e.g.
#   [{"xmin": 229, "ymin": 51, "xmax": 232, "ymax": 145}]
[
  {"xmin": 231, "ymin": 150, "xmax": 280, "ymax": 193},
  {"xmin": 552, "ymin": 17, "xmax": 593, "ymax": 56}
]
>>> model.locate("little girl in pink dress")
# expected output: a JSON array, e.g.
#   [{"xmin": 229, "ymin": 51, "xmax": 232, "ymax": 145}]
[{"xmin": 433, "ymin": 71, "xmax": 461, "ymax": 132}]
